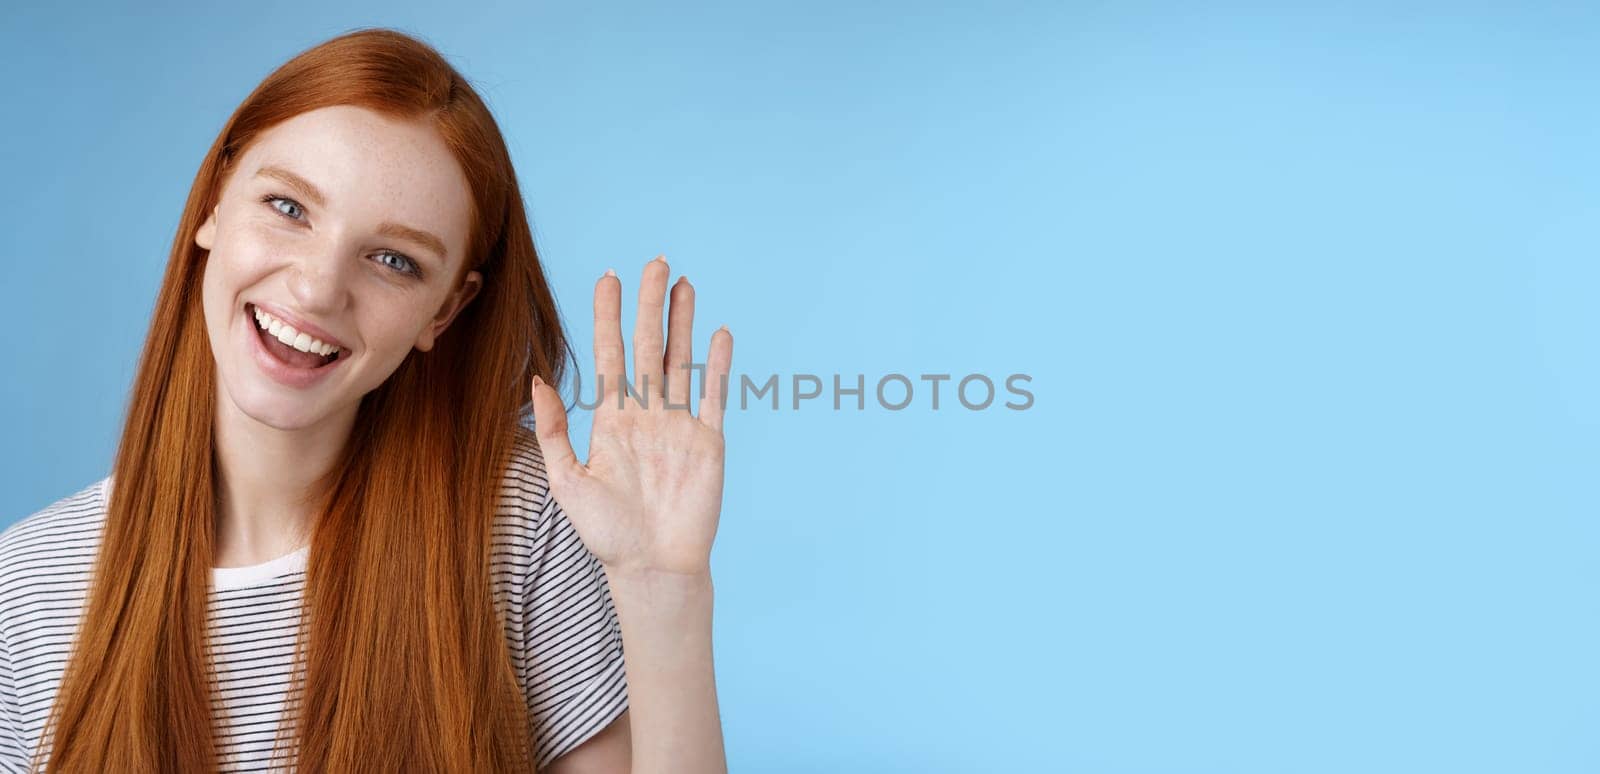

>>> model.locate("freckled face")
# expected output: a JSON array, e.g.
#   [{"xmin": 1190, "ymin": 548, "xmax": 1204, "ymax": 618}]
[{"xmin": 196, "ymin": 104, "xmax": 481, "ymax": 431}]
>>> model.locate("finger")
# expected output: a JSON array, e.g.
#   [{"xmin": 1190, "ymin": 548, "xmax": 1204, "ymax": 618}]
[
  {"xmin": 698, "ymin": 325, "xmax": 734, "ymax": 432},
  {"xmin": 632, "ymin": 255, "xmax": 670, "ymax": 402},
  {"xmin": 663, "ymin": 275, "xmax": 695, "ymax": 410},
  {"xmin": 593, "ymin": 268, "xmax": 625, "ymax": 406},
  {"xmin": 530, "ymin": 374, "xmax": 584, "ymax": 490}
]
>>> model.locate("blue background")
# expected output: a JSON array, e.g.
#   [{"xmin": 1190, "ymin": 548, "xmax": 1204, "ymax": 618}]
[{"xmin": 3, "ymin": 2, "xmax": 1596, "ymax": 771}]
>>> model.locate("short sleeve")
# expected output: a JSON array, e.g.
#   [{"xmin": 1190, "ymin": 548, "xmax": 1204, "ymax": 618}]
[{"xmin": 515, "ymin": 445, "xmax": 630, "ymax": 768}]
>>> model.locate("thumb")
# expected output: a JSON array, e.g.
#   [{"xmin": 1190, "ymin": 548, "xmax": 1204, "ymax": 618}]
[{"xmin": 530, "ymin": 374, "xmax": 583, "ymax": 489}]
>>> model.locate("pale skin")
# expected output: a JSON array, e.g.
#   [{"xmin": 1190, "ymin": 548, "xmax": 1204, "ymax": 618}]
[
  {"xmin": 193, "ymin": 105, "xmax": 729, "ymax": 771},
  {"xmin": 198, "ymin": 105, "xmax": 486, "ymax": 567},
  {"xmin": 531, "ymin": 257, "xmax": 734, "ymax": 773}
]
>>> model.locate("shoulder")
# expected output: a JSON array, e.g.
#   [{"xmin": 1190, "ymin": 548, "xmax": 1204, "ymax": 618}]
[
  {"xmin": 0, "ymin": 478, "xmax": 108, "ymax": 567},
  {"xmin": 0, "ymin": 478, "xmax": 107, "ymax": 619},
  {"xmin": 491, "ymin": 426, "xmax": 559, "ymax": 581},
  {"xmin": 498, "ymin": 425, "xmax": 553, "ymax": 522}
]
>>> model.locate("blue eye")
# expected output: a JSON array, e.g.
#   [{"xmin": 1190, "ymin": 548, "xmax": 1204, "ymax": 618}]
[
  {"xmin": 260, "ymin": 193, "xmax": 422, "ymax": 280},
  {"xmin": 375, "ymin": 250, "xmax": 421, "ymax": 278},
  {"xmin": 263, "ymin": 194, "xmax": 304, "ymax": 220}
]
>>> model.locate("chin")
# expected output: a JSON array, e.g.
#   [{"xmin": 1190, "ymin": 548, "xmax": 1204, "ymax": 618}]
[{"xmin": 224, "ymin": 380, "xmax": 344, "ymax": 431}]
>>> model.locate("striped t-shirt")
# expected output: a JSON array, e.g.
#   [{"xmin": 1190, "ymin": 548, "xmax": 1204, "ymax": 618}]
[{"xmin": 0, "ymin": 431, "xmax": 629, "ymax": 771}]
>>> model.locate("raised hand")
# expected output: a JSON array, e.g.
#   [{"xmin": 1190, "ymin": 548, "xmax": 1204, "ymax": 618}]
[{"xmin": 528, "ymin": 255, "xmax": 734, "ymax": 578}]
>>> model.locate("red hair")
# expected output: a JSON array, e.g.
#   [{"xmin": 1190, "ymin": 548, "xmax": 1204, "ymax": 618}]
[{"xmin": 37, "ymin": 28, "xmax": 572, "ymax": 772}]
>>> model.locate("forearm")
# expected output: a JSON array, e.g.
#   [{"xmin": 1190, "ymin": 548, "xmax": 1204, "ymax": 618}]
[{"xmin": 603, "ymin": 566, "xmax": 727, "ymax": 774}]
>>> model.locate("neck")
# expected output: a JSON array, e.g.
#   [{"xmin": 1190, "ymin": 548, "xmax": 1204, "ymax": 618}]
[{"xmin": 211, "ymin": 387, "xmax": 358, "ymax": 568}]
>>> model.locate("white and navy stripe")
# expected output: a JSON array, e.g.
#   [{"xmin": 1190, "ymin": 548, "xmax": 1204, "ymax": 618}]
[{"xmin": 0, "ymin": 431, "xmax": 628, "ymax": 771}]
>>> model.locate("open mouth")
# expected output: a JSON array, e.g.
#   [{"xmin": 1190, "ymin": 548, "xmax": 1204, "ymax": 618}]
[{"xmin": 248, "ymin": 303, "xmax": 342, "ymax": 369}]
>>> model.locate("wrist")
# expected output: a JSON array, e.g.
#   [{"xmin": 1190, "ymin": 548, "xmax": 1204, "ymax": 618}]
[
  {"xmin": 602, "ymin": 563, "xmax": 715, "ymax": 616},
  {"xmin": 602, "ymin": 561, "xmax": 712, "ymax": 588}
]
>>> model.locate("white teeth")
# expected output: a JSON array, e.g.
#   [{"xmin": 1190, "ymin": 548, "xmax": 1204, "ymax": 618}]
[{"xmin": 252, "ymin": 306, "xmax": 341, "ymax": 357}]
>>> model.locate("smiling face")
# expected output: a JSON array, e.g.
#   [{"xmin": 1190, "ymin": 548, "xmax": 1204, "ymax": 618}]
[{"xmin": 196, "ymin": 104, "xmax": 482, "ymax": 431}]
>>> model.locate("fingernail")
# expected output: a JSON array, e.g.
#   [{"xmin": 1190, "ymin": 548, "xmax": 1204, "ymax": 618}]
[
  {"xmin": 603, "ymin": 268, "xmax": 616, "ymax": 278},
  {"xmin": 652, "ymin": 254, "xmax": 667, "ymax": 264},
  {"xmin": 533, "ymin": 375, "xmax": 543, "ymax": 387},
  {"xmin": 676, "ymin": 274, "xmax": 689, "ymax": 285}
]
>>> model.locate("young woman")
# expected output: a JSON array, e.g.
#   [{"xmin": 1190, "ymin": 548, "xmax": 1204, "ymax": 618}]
[{"xmin": 0, "ymin": 28, "xmax": 731, "ymax": 773}]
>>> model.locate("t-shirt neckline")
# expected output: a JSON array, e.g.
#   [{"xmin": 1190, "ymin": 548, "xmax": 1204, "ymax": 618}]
[
  {"xmin": 100, "ymin": 477, "xmax": 311, "ymax": 592},
  {"xmin": 210, "ymin": 544, "xmax": 309, "ymax": 591}
]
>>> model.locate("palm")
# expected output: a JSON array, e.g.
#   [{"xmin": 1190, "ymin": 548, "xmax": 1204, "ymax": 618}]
[{"xmin": 529, "ymin": 256, "xmax": 734, "ymax": 577}]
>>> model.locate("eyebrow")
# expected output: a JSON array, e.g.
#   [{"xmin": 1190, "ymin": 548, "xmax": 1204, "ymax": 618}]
[{"xmin": 253, "ymin": 165, "xmax": 450, "ymax": 261}]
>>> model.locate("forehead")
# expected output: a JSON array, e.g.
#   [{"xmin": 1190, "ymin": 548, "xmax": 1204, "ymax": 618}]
[{"xmin": 228, "ymin": 105, "xmax": 474, "ymax": 263}]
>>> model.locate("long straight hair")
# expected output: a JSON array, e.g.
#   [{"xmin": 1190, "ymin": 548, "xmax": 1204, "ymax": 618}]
[{"xmin": 35, "ymin": 28, "xmax": 573, "ymax": 772}]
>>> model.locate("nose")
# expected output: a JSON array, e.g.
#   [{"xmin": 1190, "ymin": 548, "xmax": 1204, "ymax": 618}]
[{"xmin": 286, "ymin": 242, "xmax": 353, "ymax": 315}]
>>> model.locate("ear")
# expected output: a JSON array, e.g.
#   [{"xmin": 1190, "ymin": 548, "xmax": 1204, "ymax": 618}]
[
  {"xmin": 195, "ymin": 206, "xmax": 218, "ymax": 251},
  {"xmin": 414, "ymin": 269, "xmax": 483, "ymax": 352}
]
